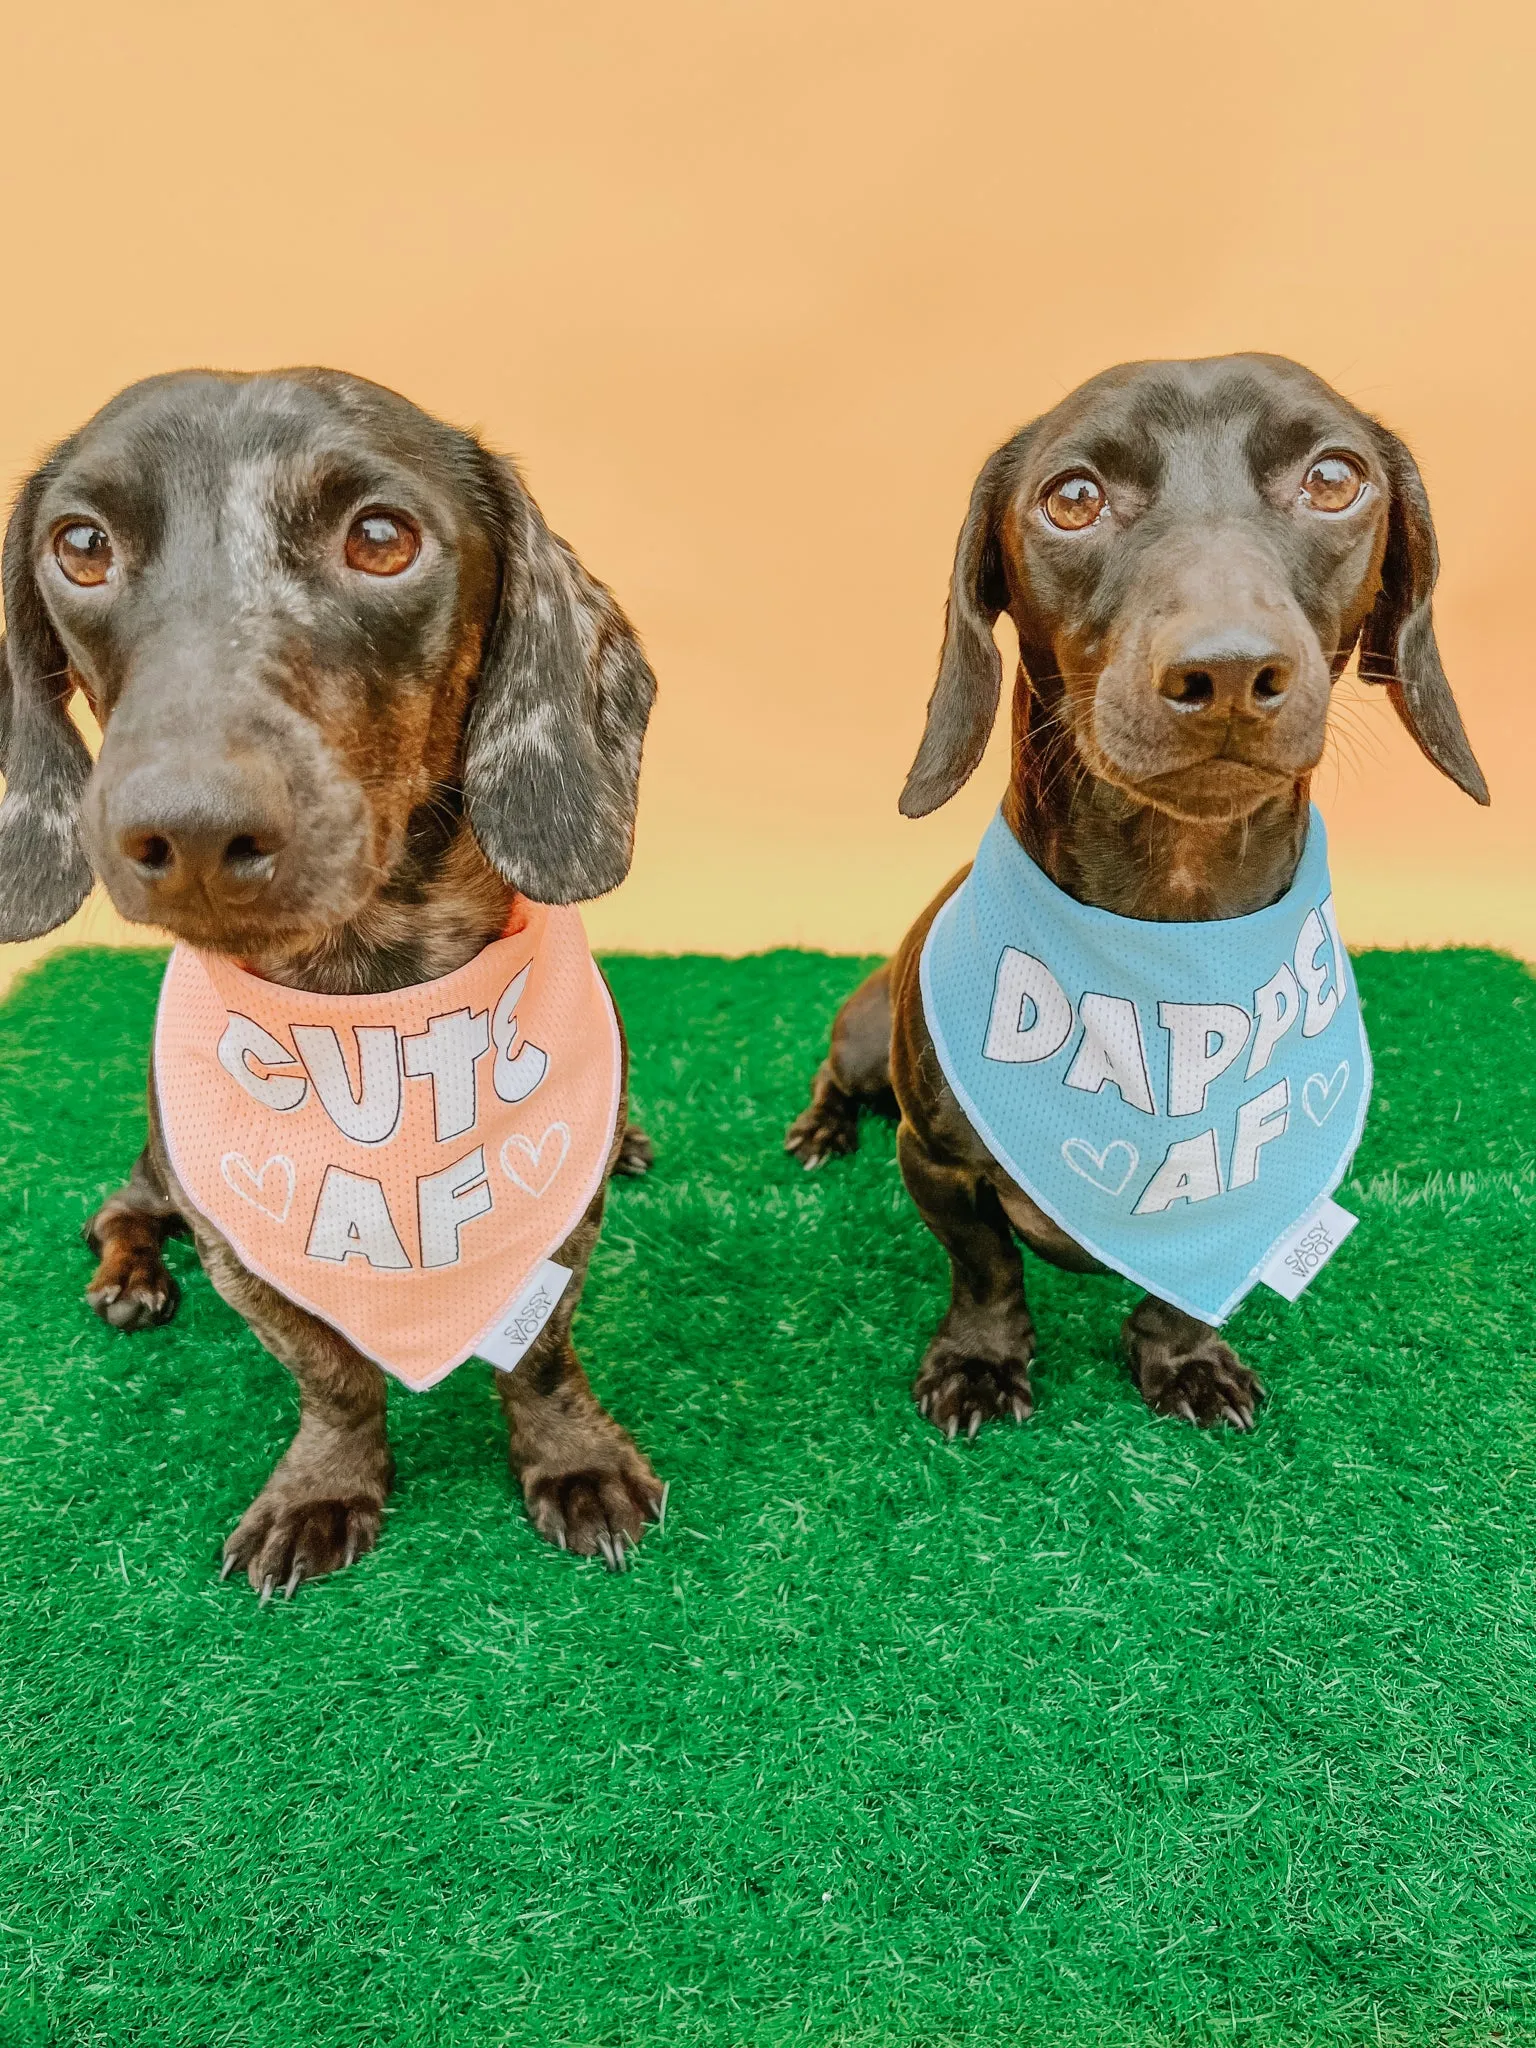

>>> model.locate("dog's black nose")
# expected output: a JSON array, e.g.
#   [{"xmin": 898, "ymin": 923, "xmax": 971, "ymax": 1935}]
[
  {"xmin": 109, "ymin": 765, "xmax": 293, "ymax": 904},
  {"xmin": 1156, "ymin": 643, "xmax": 1294, "ymax": 716}
]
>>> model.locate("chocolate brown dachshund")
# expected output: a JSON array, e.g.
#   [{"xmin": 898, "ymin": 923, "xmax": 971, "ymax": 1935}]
[
  {"xmin": 0, "ymin": 369, "xmax": 664, "ymax": 1590},
  {"xmin": 787, "ymin": 355, "xmax": 1487, "ymax": 1436}
]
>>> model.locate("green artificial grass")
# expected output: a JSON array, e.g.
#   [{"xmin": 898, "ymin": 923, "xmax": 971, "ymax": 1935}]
[{"xmin": 1, "ymin": 944, "xmax": 1535, "ymax": 2048}]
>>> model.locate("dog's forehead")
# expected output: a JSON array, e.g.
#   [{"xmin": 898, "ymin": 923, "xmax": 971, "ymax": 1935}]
[
  {"xmin": 1027, "ymin": 356, "xmax": 1369, "ymax": 493},
  {"xmin": 43, "ymin": 371, "xmax": 470, "ymax": 530}
]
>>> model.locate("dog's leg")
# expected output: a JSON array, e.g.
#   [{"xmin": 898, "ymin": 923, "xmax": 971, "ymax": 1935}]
[
  {"xmin": 1122, "ymin": 1296, "xmax": 1265, "ymax": 1430},
  {"xmin": 497, "ymin": 1328, "xmax": 665, "ymax": 1570},
  {"xmin": 897, "ymin": 1121, "xmax": 1035, "ymax": 1437},
  {"xmin": 491, "ymin": 1173, "xmax": 664, "ymax": 1569},
  {"xmin": 84, "ymin": 1147, "xmax": 185, "ymax": 1330},
  {"xmin": 204, "ymin": 1241, "xmax": 394, "ymax": 1598},
  {"xmin": 786, "ymin": 962, "xmax": 898, "ymax": 1167}
]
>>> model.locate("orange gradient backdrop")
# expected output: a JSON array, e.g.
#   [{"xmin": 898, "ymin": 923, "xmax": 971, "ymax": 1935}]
[{"xmin": 1, "ymin": 0, "xmax": 1532, "ymax": 992}]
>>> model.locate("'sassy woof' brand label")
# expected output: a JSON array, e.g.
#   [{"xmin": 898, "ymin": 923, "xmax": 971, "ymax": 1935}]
[{"xmin": 1257, "ymin": 1197, "xmax": 1358, "ymax": 1302}]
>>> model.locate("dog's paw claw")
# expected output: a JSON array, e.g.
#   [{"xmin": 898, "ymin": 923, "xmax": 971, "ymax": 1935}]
[
  {"xmin": 614, "ymin": 1125, "xmax": 654, "ymax": 1178},
  {"xmin": 521, "ymin": 1438, "xmax": 665, "ymax": 1566},
  {"xmin": 221, "ymin": 1490, "xmax": 383, "ymax": 1597},
  {"xmin": 86, "ymin": 1261, "xmax": 180, "ymax": 1332},
  {"xmin": 913, "ymin": 1345, "xmax": 1035, "ymax": 1439},
  {"xmin": 784, "ymin": 1098, "xmax": 860, "ymax": 1171},
  {"xmin": 1124, "ymin": 1311, "xmax": 1265, "ymax": 1430}
]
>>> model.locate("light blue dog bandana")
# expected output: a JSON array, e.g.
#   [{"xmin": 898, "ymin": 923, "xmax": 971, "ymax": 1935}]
[{"xmin": 920, "ymin": 807, "xmax": 1371, "ymax": 1325}]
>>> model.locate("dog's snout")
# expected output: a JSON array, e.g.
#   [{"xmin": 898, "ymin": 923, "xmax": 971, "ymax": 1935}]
[
  {"xmin": 1155, "ymin": 642, "xmax": 1295, "ymax": 717},
  {"xmin": 109, "ymin": 763, "xmax": 294, "ymax": 905}
]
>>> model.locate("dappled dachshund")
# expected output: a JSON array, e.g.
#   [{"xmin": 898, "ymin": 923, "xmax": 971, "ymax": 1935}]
[
  {"xmin": 0, "ymin": 369, "xmax": 665, "ymax": 1591},
  {"xmin": 787, "ymin": 355, "xmax": 1487, "ymax": 1437}
]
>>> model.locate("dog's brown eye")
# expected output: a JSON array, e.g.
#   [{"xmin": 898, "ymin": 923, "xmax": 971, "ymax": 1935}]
[
  {"xmin": 1300, "ymin": 455, "xmax": 1366, "ymax": 514},
  {"xmin": 54, "ymin": 523, "xmax": 114, "ymax": 586},
  {"xmin": 1042, "ymin": 474, "xmax": 1106, "ymax": 531},
  {"xmin": 344, "ymin": 511, "xmax": 420, "ymax": 577}
]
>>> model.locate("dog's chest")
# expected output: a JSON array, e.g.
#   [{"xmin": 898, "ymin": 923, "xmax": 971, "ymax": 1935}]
[
  {"xmin": 921, "ymin": 807, "xmax": 1372, "ymax": 1325},
  {"xmin": 152, "ymin": 906, "xmax": 620, "ymax": 1387}
]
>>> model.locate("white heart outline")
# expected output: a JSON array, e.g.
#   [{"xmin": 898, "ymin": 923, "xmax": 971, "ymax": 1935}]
[
  {"xmin": 1060, "ymin": 1137, "xmax": 1139, "ymax": 1197},
  {"xmin": 499, "ymin": 1122, "xmax": 571, "ymax": 1199},
  {"xmin": 1303, "ymin": 1062, "xmax": 1349, "ymax": 1126},
  {"xmin": 220, "ymin": 1152, "xmax": 295, "ymax": 1224}
]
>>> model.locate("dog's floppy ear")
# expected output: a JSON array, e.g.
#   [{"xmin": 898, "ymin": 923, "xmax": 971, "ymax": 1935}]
[
  {"xmin": 0, "ymin": 465, "xmax": 95, "ymax": 940},
  {"xmin": 462, "ymin": 453, "xmax": 657, "ymax": 904},
  {"xmin": 899, "ymin": 439, "xmax": 1023, "ymax": 818},
  {"xmin": 1358, "ymin": 426, "xmax": 1488, "ymax": 804}
]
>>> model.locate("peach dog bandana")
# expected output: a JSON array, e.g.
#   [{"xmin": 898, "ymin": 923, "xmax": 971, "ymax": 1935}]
[{"xmin": 153, "ymin": 902, "xmax": 621, "ymax": 1390}]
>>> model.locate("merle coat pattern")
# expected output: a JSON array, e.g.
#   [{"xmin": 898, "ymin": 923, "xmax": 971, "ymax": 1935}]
[{"xmin": 0, "ymin": 368, "xmax": 664, "ymax": 1591}]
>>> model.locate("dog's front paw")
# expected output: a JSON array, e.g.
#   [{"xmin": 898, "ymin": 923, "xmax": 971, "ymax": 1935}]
[
  {"xmin": 221, "ymin": 1487, "xmax": 385, "ymax": 1599},
  {"xmin": 1123, "ymin": 1298, "xmax": 1265, "ymax": 1430},
  {"xmin": 914, "ymin": 1340, "xmax": 1034, "ymax": 1439},
  {"xmin": 518, "ymin": 1422, "xmax": 665, "ymax": 1571},
  {"xmin": 86, "ymin": 1237, "xmax": 180, "ymax": 1330}
]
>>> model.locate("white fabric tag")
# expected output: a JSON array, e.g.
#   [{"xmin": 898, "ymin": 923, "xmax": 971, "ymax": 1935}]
[
  {"xmin": 475, "ymin": 1259, "xmax": 573, "ymax": 1372},
  {"xmin": 1259, "ymin": 1196, "xmax": 1357, "ymax": 1302}
]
